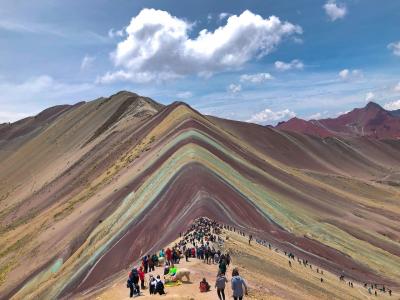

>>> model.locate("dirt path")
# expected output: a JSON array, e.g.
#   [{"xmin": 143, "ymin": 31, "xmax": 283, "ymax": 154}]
[{"xmin": 85, "ymin": 228, "xmax": 397, "ymax": 300}]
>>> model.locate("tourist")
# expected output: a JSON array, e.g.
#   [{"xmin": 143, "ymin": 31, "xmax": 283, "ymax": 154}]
[
  {"xmin": 127, "ymin": 268, "xmax": 140, "ymax": 297},
  {"xmin": 149, "ymin": 275, "xmax": 156, "ymax": 295},
  {"xmin": 219, "ymin": 257, "xmax": 227, "ymax": 275},
  {"xmin": 138, "ymin": 266, "xmax": 145, "ymax": 290},
  {"xmin": 155, "ymin": 275, "xmax": 165, "ymax": 295},
  {"xmin": 200, "ymin": 277, "xmax": 211, "ymax": 292},
  {"xmin": 215, "ymin": 271, "xmax": 228, "ymax": 300},
  {"xmin": 148, "ymin": 254, "xmax": 155, "ymax": 272},
  {"xmin": 231, "ymin": 268, "xmax": 248, "ymax": 300}
]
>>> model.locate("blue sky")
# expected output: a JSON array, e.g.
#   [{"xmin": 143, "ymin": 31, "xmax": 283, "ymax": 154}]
[{"xmin": 1, "ymin": 0, "xmax": 400, "ymax": 123}]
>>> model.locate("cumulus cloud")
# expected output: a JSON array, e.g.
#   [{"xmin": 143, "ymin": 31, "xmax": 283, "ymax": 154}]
[
  {"xmin": 240, "ymin": 73, "xmax": 273, "ymax": 83},
  {"xmin": 80, "ymin": 55, "xmax": 96, "ymax": 70},
  {"xmin": 176, "ymin": 91, "xmax": 193, "ymax": 99},
  {"xmin": 99, "ymin": 9, "xmax": 302, "ymax": 83},
  {"xmin": 227, "ymin": 83, "xmax": 242, "ymax": 94},
  {"xmin": 388, "ymin": 41, "xmax": 400, "ymax": 56},
  {"xmin": 338, "ymin": 69, "xmax": 363, "ymax": 81},
  {"xmin": 365, "ymin": 92, "xmax": 375, "ymax": 102},
  {"xmin": 384, "ymin": 100, "xmax": 400, "ymax": 111},
  {"xmin": 323, "ymin": 1, "xmax": 347, "ymax": 21},
  {"xmin": 247, "ymin": 108, "xmax": 296, "ymax": 124},
  {"xmin": 274, "ymin": 59, "xmax": 304, "ymax": 71}
]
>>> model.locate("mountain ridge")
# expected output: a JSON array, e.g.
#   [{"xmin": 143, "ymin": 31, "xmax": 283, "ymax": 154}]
[
  {"xmin": 276, "ymin": 101, "xmax": 400, "ymax": 139},
  {"xmin": 1, "ymin": 92, "xmax": 400, "ymax": 299}
]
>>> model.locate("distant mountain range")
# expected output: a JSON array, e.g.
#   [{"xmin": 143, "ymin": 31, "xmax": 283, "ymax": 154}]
[{"xmin": 276, "ymin": 102, "xmax": 400, "ymax": 139}]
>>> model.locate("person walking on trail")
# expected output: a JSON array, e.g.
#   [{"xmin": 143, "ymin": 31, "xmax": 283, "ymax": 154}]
[
  {"xmin": 231, "ymin": 268, "xmax": 248, "ymax": 300},
  {"xmin": 142, "ymin": 255, "xmax": 148, "ymax": 273},
  {"xmin": 127, "ymin": 268, "xmax": 140, "ymax": 297},
  {"xmin": 166, "ymin": 247, "xmax": 172, "ymax": 265},
  {"xmin": 148, "ymin": 254, "xmax": 155, "ymax": 272},
  {"xmin": 219, "ymin": 258, "xmax": 227, "ymax": 275},
  {"xmin": 215, "ymin": 271, "xmax": 228, "ymax": 300},
  {"xmin": 138, "ymin": 266, "xmax": 145, "ymax": 290}
]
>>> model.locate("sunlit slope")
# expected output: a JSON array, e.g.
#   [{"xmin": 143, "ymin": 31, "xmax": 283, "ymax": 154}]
[{"xmin": 0, "ymin": 97, "xmax": 399, "ymax": 299}]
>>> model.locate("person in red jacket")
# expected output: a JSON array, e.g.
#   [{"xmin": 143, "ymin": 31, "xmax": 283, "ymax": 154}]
[
  {"xmin": 166, "ymin": 248, "xmax": 172, "ymax": 265},
  {"xmin": 138, "ymin": 266, "xmax": 145, "ymax": 290}
]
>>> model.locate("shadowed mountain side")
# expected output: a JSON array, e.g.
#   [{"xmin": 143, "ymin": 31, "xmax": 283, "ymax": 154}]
[{"xmin": 0, "ymin": 94, "xmax": 399, "ymax": 299}]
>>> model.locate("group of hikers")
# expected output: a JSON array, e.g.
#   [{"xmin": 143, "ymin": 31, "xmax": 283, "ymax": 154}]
[
  {"xmin": 126, "ymin": 217, "xmax": 248, "ymax": 299},
  {"xmin": 127, "ymin": 217, "xmax": 394, "ymax": 298}
]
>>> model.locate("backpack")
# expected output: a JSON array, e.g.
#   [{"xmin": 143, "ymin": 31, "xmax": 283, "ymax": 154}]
[
  {"xmin": 156, "ymin": 280, "xmax": 164, "ymax": 291},
  {"xmin": 130, "ymin": 269, "xmax": 139, "ymax": 283}
]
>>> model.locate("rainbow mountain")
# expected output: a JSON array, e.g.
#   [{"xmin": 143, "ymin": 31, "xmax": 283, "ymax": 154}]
[{"xmin": 0, "ymin": 91, "xmax": 400, "ymax": 299}]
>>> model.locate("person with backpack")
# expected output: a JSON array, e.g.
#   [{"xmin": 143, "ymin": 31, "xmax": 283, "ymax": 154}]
[
  {"xmin": 127, "ymin": 268, "xmax": 140, "ymax": 297},
  {"xmin": 231, "ymin": 268, "xmax": 248, "ymax": 300},
  {"xmin": 155, "ymin": 275, "xmax": 165, "ymax": 295},
  {"xmin": 215, "ymin": 271, "xmax": 228, "ymax": 300}
]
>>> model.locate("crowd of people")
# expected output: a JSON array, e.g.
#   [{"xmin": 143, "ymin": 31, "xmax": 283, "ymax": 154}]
[
  {"xmin": 126, "ymin": 217, "xmax": 248, "ymax": 299},
  {"xmin": 126, "ymin": 217, "xmax": 394, "ymax": 298}
]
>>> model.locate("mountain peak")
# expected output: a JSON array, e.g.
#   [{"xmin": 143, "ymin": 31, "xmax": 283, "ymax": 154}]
[{"xmin": 365, "ymin": 101, "xmax": 383, "ymax": 111}]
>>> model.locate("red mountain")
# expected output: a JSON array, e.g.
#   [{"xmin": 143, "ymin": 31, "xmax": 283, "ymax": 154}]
[{"xmin": 276, "ymin": 102, "xmax": 400, "ymax": 139}]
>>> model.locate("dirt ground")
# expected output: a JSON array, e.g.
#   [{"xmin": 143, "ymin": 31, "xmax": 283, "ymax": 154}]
[{"xmin": 82, "ymin": 229, "xmax": 397, "ymax": 300}]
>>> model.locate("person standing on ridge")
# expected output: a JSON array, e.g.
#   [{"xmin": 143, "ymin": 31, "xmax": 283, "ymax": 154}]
[{"xmin": 231, "ymin": 268, "xmax": 248, "ymax": 300}]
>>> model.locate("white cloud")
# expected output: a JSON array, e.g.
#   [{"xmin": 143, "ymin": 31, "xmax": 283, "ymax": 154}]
[
  {"xmin": 394, "ymin": 82, "xmax": 400, "ymax": 92},
  {"xmin": 365, "ymin": 92, "xmax": 375, "ymax": 102},
  {"xmin": 247, "ymin": 108, "xmax": 296, "ymax": 124},
  {"xmin": 176, "ymin": 91, "xmax": 193, "ymax": 99},
  {"xmin": 274, "ymin": 59, "xmax": 304, "ymax": 71},
  {"xmin": 80, "ymin": 55, "xmax": 96, "ymax": 70},
  {"xmin": 99, "ymin": 9, "xmax": 302, "ymax": 83},
  {"xmin": 0, "ymin": 75, "xmax": 92, "ymax": 103},
  {"xmin": 0, "ymin": 75, "xmax": 94, "ymax": 122},
  {"xmin": 108, "ymin": 28, "xmax": 125, "ymax": 38},
  {"xmin": 240, "ymin": 73, "xmax": 273, "ymax": 84},
  {"xmin": 219, "ymin": 13, "xmax": 231, "ymax": 20},
  {"xmin": 227, "ymin": 83, "xmax": 242, "ymax": 94},
  {"xmin": 384, "ymin": 100, "xmax": 400, "ymax": 111},
  {"xmin": 0, "ymin": 111, "xmax": 33, "ymax": 123},
  {"xmin": 323, "ymin": 1, "xmax": 347, "ymax": 21},
  {"xmin": 338, "ymin": 69, "xmax": 363, "ymax": 81},
  {"xmin": 388, "ymin": 41, "xmax": 400, "ymax": 56},
  {"xmin": 0, "ymin": 19, "xmax": 64, "ymax": 36},
  {"xmin": 308, "ymin": 112, "xmax": 322, "ymax": 120}
]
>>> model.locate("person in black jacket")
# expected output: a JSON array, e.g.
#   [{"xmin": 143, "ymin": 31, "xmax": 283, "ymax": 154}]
[{"xmin": 127, "ymin": 268, "xmax": 140, "ymax": 297}]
